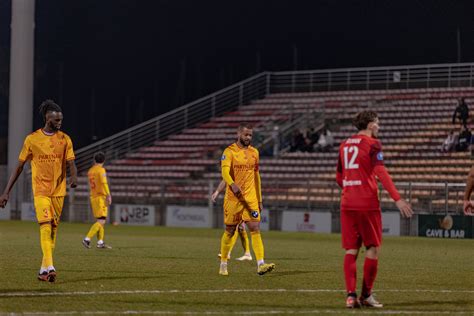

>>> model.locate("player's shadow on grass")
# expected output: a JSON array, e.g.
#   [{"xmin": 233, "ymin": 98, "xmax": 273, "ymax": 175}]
[{"xmin": 264, "ymin": 270, "xmax": 322, "ymax": 277}]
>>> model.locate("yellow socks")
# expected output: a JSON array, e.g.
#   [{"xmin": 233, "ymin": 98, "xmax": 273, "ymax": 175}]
[
  {"xmin": 40, "ymin": 223, "xmax": 53, "ymax": 268},
  {"xmin": 86, "ymin": 222, "xmax": 101, "ymax": 240},
  {"xmin": 250, "ymin": 231, "xmax": 265, "ymax": 262},
  {"xmin": 51, "ymin": 225, "xmax": 58, "ymax": 253},
  {"xmin": 239, "ymin": 229, "xmax": 250, "ymax": 254},
  {"xmin": 98, "ymin": 224, "xmax": 104, "ymax": 241},
  {"xmin": 220, "ymin": 231, "xmax": 234, "ymax": 263}
]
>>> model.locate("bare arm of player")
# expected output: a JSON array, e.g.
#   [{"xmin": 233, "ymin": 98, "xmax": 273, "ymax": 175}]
[
  {"xmin": 222, "ymin": 165, "xmax": 241, "ymax": 197},
  {"xmin": 374, "ymin": 165, "xmax": 413, "ymax": 218},
  {"xmin": 0, "ymin": 160, "xmax": 27, "ymax": 208},
  {"xmin": 336, "ymin": 155, "xmax": 343, "ymax": 188},
  {"xmin": 67, "ymin": 160, "xmax": 78, "ymax": 188},
  {"xmin": 463, "ymin": 166, "xmax": 474, "ymax": 216},
  {"xmin": 211, "ymin": 180, "xmax": 226, "ymax": 203}
]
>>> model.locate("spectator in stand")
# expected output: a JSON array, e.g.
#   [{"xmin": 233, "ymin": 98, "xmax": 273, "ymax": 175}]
[
  {"xmin": 314, "ymin": 127, "xmax": 334, "ymax": 152},
  {"xmin": 455, "ymin": 125, "xmax": 472, "ymax": 152},
  {"xmin": 440, "ymin": 129, "xmax": 457, "ymax": 153},
  {"xmin": 309, "ymin": 127, "xmax": 320, "ymax": 148},
  {"xmin": 290, "ymin": 129, "xmax": 305, "ymax": 152},
  {"xmin": 452, "ymin": 98, "xmax": 469, "ymax": 126}
]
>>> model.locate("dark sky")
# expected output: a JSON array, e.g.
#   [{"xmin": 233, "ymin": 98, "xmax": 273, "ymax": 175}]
[{"xmin": 1, "ymin": 0, "xmax": 474, "ymax": 148}]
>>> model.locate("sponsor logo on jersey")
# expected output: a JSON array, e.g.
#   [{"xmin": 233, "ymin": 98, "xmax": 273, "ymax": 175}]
[
  {"xmin": 377, "ymin": 152, "xmax": 383, "ymax": 161},
  {"xmin": 221, "ymin": 154, "xmax": 226, "ymax": 160},
  {"xmin": 250, "ymin": 211, "xmax": 259, "ymax": 218}
]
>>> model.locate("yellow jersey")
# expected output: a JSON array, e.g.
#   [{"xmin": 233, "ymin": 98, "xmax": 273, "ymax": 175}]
[
  {"xmin": 19, "ymin": 129, "xmax": 75, "ymax": 197},
  {"xmin": 88, "ymin": 165, "xmax": 110, "ymax": 198},
  {"xmin": 221, "ymin": 143, "xmax": 260, "ymax": 209}
]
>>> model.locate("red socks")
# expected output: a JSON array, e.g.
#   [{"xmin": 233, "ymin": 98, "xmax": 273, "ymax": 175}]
[
  {"xmin": 362, "ymin": 257, "xmax": 378, "ymax": 297},
  {"xmin": 343, "ymin": 254, "xmax": 357, "ymax": 294}
]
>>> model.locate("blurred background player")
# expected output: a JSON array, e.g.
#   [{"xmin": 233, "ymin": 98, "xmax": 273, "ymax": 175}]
[
  {"xmin": 82, "ymin": 152, "xmax": 112, "ymax": 249},
  {"xmin": 218, "ymin": 123, "xmax": 274, "ymax": 276},
  {"xmin": 212, "ymin": 179, "xmax": 252, "ymax": 261},
  {"xmin": 462, "ymin": 165, "xmax": 474, "ymax": 216},
  {"xmin": 0, "ymin": 100, "xmax": 77, "ymax": 282},
  {"xmin": 336, "ymin": 111, "xmax": 413, "ymax": 308}
]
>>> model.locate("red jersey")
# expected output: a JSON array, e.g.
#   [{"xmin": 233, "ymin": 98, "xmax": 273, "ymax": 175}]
[{"xmin": 336, "ymin": 134, "xmax": 385, "ymax": 211}]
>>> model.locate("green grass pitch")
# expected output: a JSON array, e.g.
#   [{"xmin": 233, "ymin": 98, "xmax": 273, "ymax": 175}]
[{"xmin": 0, "ymin": 221, "xmax": 473, "ymax": 315}]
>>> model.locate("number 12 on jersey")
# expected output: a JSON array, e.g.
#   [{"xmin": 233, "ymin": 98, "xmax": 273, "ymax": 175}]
[{"xmin": 343, "ymin": 146, "xmax": 359, "ymax": 169}]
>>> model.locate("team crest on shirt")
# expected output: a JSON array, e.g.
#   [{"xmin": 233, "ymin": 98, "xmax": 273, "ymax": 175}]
[
  {"xmin": 377, "ymin": 152, "xmax": 383, "ymax": 161},
  {"xmin": 221, "ymin": 154, "xmax": 226, "ymax": 160},
  {"xmin": 250, "ymin": 211, "xmax": 259, "ymax": 218}
]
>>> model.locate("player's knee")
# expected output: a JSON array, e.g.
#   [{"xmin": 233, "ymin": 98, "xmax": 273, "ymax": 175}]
[
  {"xmin": 366, "ymin": 246, "xmax": 380, "ymax": 258},
  {"xmin": 345, "ymin": 249, "xmax": 359, "ymax": 256},
  {"xmin": 97, "ymin": 217, "xmax": 106, "ymax": 226},
  {"xmin": 225, "ymin": 225, "xmax": 236, "ymax": 236}
]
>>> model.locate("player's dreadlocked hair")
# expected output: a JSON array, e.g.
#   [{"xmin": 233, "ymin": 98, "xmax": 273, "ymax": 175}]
[
  {"xmin": 353, "ymin": 111, "xmax": 378, "ymax": 131},
  {"xmin": 38, "ymin": 99, "xmax": 62, "ymax": 122},
  {"xmin": 94, "ymin": 152, "xmax": 106, "ymax": 164}
]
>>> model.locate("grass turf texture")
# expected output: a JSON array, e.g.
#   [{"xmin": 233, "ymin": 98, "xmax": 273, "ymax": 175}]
[{"xmin": 0, "ymin": 221, "xmax": 472, "ymax": 315}]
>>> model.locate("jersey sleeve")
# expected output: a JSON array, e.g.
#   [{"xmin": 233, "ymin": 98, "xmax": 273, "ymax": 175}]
[
  {"xmin": 254, "ymin": 148, "xmax": 260, "ymax": 172},
  {"xmin": 65, "ymin": 135, "xmax": 75, "ymax": 161},
  {"xmin": 221, "ymin": 148, "xmax": 233, "ymax": 169},
  {"xmin": 221, "ymin": 148, "xmax": 234, "ymax": 185},
  {"xmin": 18, "ymin": 136, "xmax": 32, "ymax": 162},
  {"xmin": 100, "ymin": 168, "xmax": 110, "ymax": 195},
  {"xmin": 369, "ymin": 140, "xmax": 384, "ymax": 167}
]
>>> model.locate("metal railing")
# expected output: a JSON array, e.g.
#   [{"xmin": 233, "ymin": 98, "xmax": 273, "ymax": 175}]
[
  {"xmin": 74, "ymin": 72, "xmax": 269, "ymax": 173},
  {"xmin": 74, "ymin": 62, "xmax": 474, "ymax": 173},
  {"xmin": 269, "ymin": 62, "xmax": 474, "ymax": 93}
]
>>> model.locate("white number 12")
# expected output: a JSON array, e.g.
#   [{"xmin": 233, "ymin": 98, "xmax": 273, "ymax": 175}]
[{"xmin": 343, "ymin": 146, "xmax": 359, "ymax": 169}]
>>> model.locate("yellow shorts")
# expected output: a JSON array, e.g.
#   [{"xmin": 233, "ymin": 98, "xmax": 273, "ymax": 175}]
[
  {"xmin": 34, "ymin": 196, "xmax": 64, "ymax": 225},
  {"xmin": 223, "ymin": 199, "xmax": 260, "ymax": 226},
  {"xmin": 90, "ymin": 196, "xmax": 108, "ymax": 218}
]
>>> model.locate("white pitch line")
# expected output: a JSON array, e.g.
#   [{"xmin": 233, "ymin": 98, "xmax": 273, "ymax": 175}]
[
  {"xmin": 4, "ymin": 309, "xmax": 474, "ymax": 316},
  {"xmin": 0, "ymin": 288, "xmax": 473, "ymax": 298}
]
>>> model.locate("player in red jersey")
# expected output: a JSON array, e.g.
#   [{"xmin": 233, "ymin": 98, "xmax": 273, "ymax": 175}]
[
  {"xmin": 462, "ymin": 165, "xmax": 474, "ymax": 216},
  {"xmin": 336, "ymin": 111, "xmax": 413, "ymax": 308}
]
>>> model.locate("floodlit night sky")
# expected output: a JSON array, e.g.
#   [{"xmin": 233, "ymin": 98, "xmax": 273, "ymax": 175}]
[{"xmin": 0, "ymin": 0, "xmax": 473, "ymax": 148}]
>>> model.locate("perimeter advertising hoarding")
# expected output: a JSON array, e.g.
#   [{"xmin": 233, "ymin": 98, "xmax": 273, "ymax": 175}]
[
  {"xmin": 418, "ymin": 214, "xmax": 473, "ymax": 239},
  {"xmin": 114, "ymin": 204, "xmax": 155, "ymax": 226},
  {"xmin": 281, "ymin": 211, "xmax": 331, "ymax": 233}
]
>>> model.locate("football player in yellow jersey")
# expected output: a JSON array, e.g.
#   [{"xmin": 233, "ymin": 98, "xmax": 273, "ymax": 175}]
[
  {"xmin": 0, "ymin": 100, "xmax": 77, "ymax": 282},
  {"xmin": 212, "ymin": 180, "xmax": 252, "ymax": 261},
  {"xmin": 219, "ymin": 123, "xmax": 275, "ymax": 276},
  {"xmin": 82, "ymin": 152, "xmax": 112, "ymax": 249}
]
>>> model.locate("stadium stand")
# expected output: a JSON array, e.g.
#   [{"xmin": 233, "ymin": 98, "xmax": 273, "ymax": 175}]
[{"xmin": 73, "ymin": 87, "xmax": 473, "ymax": 212}]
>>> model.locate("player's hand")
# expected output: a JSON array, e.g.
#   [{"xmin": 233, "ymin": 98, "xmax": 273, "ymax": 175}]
[
  {"xmin": 211, "ymin": 190, "xmax": 219, "ymax": 203},
  {"xmin": 396, "ymin": 199, "xmax": 413, "ymax": 218},
  {"xmin": 70, "ymin": 176, "xmax": 77, "ymax": 188},
  {"xmin": 0, "ymin": 193, "xmax": 8, "ymax": 208},
  {"xmin": 106, "ymin": 195, "xmax": 112, "ymax": 206},
  {"xmin": 230, "ymin": 183, "xmax": 241, "ymax": 197},
  {"xmin": 463, "ymin": 200, "xmax": 473, "ymax": 216}
]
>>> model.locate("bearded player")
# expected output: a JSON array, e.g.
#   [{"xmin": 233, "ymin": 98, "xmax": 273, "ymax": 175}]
[
  {"xmin": 219, "ymin": 123, "xmax": 274, "ymax": 276},
  {"xmin": 0, "ymin": 100, "xmax": 77, "ymax": 282}
]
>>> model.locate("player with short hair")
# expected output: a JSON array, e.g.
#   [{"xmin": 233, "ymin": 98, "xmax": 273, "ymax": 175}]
[
  {"xmin": 0, "ymin": 100, "xmax": 77, "ymax": 282},
  {"xmin": 336, "ymin": 111, "xmax": 413, "ymax": 308},
  {"xmin": 212, "ymin": 180, "xmax": 252, "ymax": 261},
  {"xmin": 219, "ymin": 123, "xmax": 274, "ymax": 276},
  {"xmin": 82, "ymin": 152, "xmax": 112, "ymax": 249}
]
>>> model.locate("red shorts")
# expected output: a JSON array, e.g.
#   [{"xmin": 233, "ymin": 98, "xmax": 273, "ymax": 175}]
[{"xmin": 341, "ymin": 210, "xmax": 382, "ymax": 250}]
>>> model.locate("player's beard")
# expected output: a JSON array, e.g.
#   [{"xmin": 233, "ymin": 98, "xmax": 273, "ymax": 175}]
[
  {"xmin": 239, "ymin": 136, "xmax": 251, "ymax": 147},
  {"xmin": 49, "ymin": 121, "xmax": 61, "ymax": 132}
]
